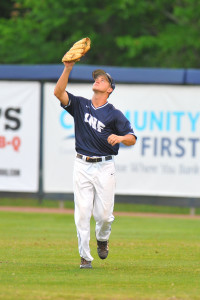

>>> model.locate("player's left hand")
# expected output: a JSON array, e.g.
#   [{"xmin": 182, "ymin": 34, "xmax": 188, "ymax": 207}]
[{"xmin": 107, "ymin": 134, "xmax": 123, "ymax": 146}]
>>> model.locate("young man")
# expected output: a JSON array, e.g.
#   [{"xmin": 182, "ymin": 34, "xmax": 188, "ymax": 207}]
[{"xmin": 54, "ymin": 62, "xmax": 137, "ymax": 269}]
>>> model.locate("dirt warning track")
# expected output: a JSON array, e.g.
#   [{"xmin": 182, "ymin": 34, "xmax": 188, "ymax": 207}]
[{"xmin": 0, "ymin": 206, "xmax": 200, "ymax": 219}]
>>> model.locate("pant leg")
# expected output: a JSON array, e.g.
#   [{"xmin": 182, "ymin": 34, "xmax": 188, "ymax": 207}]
[
  {"xmin": 93, "ymin": 160, "xmax": 116, "ymax": 241},
  {"xmin": 73, "ymin": 159, "xmax": 94, "ymax": 261}
]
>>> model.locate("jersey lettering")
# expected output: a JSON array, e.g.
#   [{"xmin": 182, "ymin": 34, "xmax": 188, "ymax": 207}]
[{"xmin": 84, "ymin": 113, "xmax": 105, "ymax": 132}]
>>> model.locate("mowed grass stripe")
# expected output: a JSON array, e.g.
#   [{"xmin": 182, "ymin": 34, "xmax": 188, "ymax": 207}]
[{"xmin": 0, "ymin": 211, "xmax": 200, "ymax": 300}]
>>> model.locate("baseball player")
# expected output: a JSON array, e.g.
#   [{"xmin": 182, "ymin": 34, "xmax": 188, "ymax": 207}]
[{"xmin": 54, "ymin": 61, "xmax": 137, "ymax": 269}]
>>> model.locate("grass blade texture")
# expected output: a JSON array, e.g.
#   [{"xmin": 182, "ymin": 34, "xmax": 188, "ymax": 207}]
[{"xmin": 0, "ymin": 211, "xmax": 200, "ymax": 300}]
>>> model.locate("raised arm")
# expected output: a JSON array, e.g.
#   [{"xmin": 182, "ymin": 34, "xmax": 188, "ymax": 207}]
[{"xmin": 54, "ymin": 62, "xmax": 75, "ymax": 106}]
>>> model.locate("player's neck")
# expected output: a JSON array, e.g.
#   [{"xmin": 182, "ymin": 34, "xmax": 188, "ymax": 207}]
[{"xmin": 92, "ymin": 93, "xmax": 108, "ymax": 108}]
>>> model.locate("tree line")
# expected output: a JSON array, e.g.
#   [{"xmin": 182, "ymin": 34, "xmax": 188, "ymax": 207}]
[{"xmin": 0, "ymin": 0, "xmax": 199, "ymax": 68}]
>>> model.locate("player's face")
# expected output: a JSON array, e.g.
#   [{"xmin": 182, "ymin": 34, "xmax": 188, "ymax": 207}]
[{"xmin": 92, "ymin": 75, "xmax": 113, "ymax": 94}]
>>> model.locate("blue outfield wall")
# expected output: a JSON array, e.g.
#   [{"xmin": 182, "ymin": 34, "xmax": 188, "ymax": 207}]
[
  {"xmin": 0, "ymin": 64, "xmax": 200, "ymax": 209},
  {"xmin": 0, "ymin": 64, "xmax": 200, "ymax": 84}
]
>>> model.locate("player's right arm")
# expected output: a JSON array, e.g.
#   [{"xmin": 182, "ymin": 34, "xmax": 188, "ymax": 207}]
[{"xmin": 54, "ymin": 62, "xmax": 75, "ymax": 106}]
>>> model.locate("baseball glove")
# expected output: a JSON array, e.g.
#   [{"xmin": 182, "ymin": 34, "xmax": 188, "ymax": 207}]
[{"xmin": 62, "ymin": 37, "xmax": 91, "ymax": 63}]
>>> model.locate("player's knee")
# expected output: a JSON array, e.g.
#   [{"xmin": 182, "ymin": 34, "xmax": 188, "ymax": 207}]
[{"xmin": 100, "ymin": 214, "xmax": 114, "ymax": 224}]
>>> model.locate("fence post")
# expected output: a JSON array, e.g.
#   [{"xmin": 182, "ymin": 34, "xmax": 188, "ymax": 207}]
[
  {"xmin": 38, "ymin": 81, "xmax": 44, "ymax": 204},
  {"xmin": 189, "ymin": 198, "xmax": 195, "ymax": 216}
]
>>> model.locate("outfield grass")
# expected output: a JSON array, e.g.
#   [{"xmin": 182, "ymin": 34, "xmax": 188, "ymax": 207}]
[{"xmin": 0, "ymin": 211, "xmax": 200, "ymax": 300}]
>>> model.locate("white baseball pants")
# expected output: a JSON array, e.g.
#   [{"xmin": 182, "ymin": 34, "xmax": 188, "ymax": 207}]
[{"xmin": 73, "ymin": 155, "xmax": 116, "ymax": 262}]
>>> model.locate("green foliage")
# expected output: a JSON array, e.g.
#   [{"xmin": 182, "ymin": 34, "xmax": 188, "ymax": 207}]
[
  {"xmin": 0, "ymin": 0, "xmax": 200, "ymax": 67},
  {"xmin": 0, "ymin": 0, "xmax": 14, "ymax": 19}
]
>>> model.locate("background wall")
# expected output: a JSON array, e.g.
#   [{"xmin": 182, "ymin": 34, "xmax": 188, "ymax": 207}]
[{"xmin": 0, "ymin": 64, "xmax": 200, "ymax": 207}]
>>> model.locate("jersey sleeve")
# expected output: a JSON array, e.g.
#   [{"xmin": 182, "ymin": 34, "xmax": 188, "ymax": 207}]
[
  {"xmin": 114, "ymin": 109, "xmax": 137, "ymax": 138},
  {"xmin": 60, "ymin": 92, "xmax": 79, "ymax": 116}
]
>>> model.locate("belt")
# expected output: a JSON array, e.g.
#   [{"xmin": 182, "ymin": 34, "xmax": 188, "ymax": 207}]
[{"xmin": 77, "ymin": 153, "xmax": 112, "ymax": 163}]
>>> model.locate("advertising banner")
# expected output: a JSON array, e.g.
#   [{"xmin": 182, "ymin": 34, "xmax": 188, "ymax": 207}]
[
  {"xmin": 43, "ymin": 83, "xmax": 200, "ymax": 197},
  {"xmin": 113, "ymin": 85, "xmax": 200, "ymax": 197},
  {"xmin": 0, "ymin": 81, "xmax": 40, "ymax": 192}
]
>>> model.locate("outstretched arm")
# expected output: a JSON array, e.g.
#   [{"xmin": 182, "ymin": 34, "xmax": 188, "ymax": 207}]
[
  {"xmin": 107, "ymin": 134, "xmax": 136, "ymax": 147},
  {"xmin": 54, "ymin": 62, "xmax": 75, "ymax": 106}
]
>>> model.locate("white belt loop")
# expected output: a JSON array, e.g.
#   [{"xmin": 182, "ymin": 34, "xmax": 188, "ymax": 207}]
[
  {"xmin": 76, "ymin": 153, "xmax": 86, "ymax": 162},
  {"xmin": 82, "ymin": 154, "xmax": 87, "ymax": 162}
]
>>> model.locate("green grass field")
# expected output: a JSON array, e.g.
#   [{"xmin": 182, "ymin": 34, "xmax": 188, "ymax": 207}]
[{"xmin": 0, "ymin": 211, "xmax": 200, "ymax": 300}]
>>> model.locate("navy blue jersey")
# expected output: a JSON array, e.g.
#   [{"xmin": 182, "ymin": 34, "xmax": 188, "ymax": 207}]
[{"xmin": 61, "ymin": 92, "xmax": 136, "ymax": 156}]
